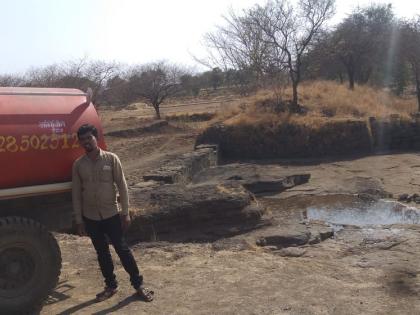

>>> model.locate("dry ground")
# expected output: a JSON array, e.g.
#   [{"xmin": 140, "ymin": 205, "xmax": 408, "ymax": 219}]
[{"xmin": 41, "ymin": 97, "xmax": 420, "ymax": 315}]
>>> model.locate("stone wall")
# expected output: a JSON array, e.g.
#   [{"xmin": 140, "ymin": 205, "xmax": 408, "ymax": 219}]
[{"xmin": 143, "ymin": 144, "xmax": 218, "ymax": 184}]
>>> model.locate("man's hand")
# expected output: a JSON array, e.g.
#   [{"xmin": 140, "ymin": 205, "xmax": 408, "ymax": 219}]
[
  {"xmin": 120, "ymin": 214, "xmax": 131, "ymax": 231},
  {"xmin": 76, "ymin": 223, "xmax": 86, "ymax": 236}
]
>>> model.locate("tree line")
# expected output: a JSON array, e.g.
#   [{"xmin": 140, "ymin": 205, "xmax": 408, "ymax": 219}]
[
  {"xmin": 203, "ymin": 0, "xmax": 420, "ymax": 110},
  {"xmin": 0, "ymin": 59, "xmax": 249, "ymax": 119}
]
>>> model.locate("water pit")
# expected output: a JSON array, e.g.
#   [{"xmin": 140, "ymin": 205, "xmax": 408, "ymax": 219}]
[{"xmin": 304, "ymin": 196, "xmax": 420, "ymax": 228}]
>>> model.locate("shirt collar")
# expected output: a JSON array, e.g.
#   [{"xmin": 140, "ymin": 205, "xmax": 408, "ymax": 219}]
[{"xmin": 83, "ymin": 148, "xmax": 103, "ymax": 162}]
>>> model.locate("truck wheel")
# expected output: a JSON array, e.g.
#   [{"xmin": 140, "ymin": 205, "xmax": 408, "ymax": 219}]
[{"xmin": 0, "ymin": 217, "xmax": 62, "ymax": 313}]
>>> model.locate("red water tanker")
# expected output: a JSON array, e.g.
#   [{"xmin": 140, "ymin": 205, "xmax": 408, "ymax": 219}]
[{"xmin": 0, "ymin": 87, "xmax": 106, "ymax": 190}]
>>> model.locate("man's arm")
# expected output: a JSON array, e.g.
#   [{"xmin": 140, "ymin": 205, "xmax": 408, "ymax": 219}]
[
  {"xmin": 113, "ymin": 154, "xmax": 129, "ymax": 215},
  {"xmin": 72, "ymin": 161, "xmax": 83, "ymax": 225}
]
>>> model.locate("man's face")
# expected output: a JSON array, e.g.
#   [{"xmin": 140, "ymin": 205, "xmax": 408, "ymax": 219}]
[{"xmin": 78, "ymin": 131, "xmax": 98, "ymax": 153}]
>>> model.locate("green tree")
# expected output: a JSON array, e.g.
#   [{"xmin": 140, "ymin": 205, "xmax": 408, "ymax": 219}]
[
  {"xmin": 400, "ymin": 17, "xmax": 420, "ymax": 110},
  {"xmin": 331, "ymin": 4, "xmax": 395, "ymax": 89}
]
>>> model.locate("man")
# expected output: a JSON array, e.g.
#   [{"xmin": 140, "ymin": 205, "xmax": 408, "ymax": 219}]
[{"xmin": 72, "ymin": 124, "xmax": 154, "ymax": 302}]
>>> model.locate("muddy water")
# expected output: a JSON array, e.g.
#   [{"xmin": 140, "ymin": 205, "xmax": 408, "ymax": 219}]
[{"xmin": 305, "ymin": 196, "xmax": 420, "ymax": 227}]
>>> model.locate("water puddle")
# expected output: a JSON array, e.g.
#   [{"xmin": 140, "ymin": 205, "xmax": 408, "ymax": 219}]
[{"xmin": 305, "ymin": 198, "xmax": 420, "ymax": 227}]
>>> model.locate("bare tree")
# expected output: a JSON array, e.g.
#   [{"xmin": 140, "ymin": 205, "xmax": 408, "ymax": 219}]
[
  {"xmin": 0, "ymin": 74, "xmax": 26, "ymax": 87},
  {"xmin": 251, "ymin": 0, "xmax": 335, "ymax": 106},
  {"xmin": 203, "ymin": 8, "xmax": 278, "ymax": 85},
  {"xmin": 128, "ymin": 61, "xmax": 186, "ymax": 119},
  {"xmin": 62, "ymin": 57, "xmax": 89, "ymax": 78},
  {"xmin": 25, "ymin": 64, "xmax": 63, "ymax": 87},
  {"xmin": 84, "ymin": 60, "xmax": 120, "ymax": 103}
]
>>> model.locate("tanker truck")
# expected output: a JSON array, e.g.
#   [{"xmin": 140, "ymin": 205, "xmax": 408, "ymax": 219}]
[{"xmin": 0, "ymin": 87, "xmax": 106, "ymax": 313}]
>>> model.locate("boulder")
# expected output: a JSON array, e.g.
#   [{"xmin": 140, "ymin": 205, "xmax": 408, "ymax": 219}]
[
  {"xmin": 143, "ymin": 146, "xmax": 218, "ymax": 184},
  {"xmin": 128, "ymin": 182, "xmax": 266, "ymax": 242}
]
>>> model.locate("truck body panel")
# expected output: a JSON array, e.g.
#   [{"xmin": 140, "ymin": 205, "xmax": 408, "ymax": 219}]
[{"xmin": 0, "ymin": 87, "xmax": 105, "ymax": 189}]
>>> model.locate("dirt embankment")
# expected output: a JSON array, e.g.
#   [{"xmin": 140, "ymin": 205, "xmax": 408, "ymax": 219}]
[{"xmin": 197, "ymin": 117, "xmax": 420, "ymax": 159}]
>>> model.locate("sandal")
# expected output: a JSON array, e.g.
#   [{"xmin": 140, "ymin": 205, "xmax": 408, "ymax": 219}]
[
  {"xmin": 136, "ymin": 286, "xmax": 154, "ymax": 302},
  {"xmin": 96, "ymin": 287, "xmax": 118, "ymax": 302}
]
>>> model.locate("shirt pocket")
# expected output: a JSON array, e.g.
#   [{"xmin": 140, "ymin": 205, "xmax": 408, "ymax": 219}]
[
  {"xmin": 79, "ymin": 163, "xmax": 93, "ymax": 182},
  {"xmin": 99, "ymin": 164, "xmax": 113, "ymax": 182}
]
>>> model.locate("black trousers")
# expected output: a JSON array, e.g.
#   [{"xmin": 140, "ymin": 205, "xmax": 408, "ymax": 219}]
[{"xmin": 83, "ymin": 214, "xmax": 143, "ymax": 289}]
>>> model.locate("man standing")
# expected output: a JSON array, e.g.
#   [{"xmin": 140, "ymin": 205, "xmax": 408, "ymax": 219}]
[{"xmin": 72, "ymin": 124, "xmax": 154, "ymax": 302}]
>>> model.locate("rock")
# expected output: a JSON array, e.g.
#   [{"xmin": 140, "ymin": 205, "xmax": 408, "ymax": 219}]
[
  {"xmin": 308, "ymin": 235, "xmax": 321, "ymax": 245},
  {"xmin": 357, "ymin": 193, "xmax": 379, "ymax": 203},
  {"xmin": 275, "ymin": 247, "xmax": 307, "ymax": 257},
  {"xmin": 319, "ymin": 228, "xmax": 334, "ymax": 241},
  {"xmin": 211, "ymin": 239, "xmax": 256, "ymax": 251},
  {"xmin": 255, "ymin": 223, "xmax": 333, "ymax": 249},
  {"xmin": 132, "ymin": 181, "xmax": 161, "ymax": 189},
  {"xmin": 242, "ymin": 174, "xmax": 311, "ymax": 195},
  {"xmin": 194, "ymin": 165, "xmax": 310, "ymax": 195},
  {"xmin": 256, "ymin": 230, "xmax": 310, "ymax": 248},
  {"xmin": 143, "ymin": 147, "xmax": 218, "ymax": 184},
  {"xmin": 128, "ymin": 182, "xmax": 265, "ymax": 242},
  {"xmin": 398, "ymin": 194, "xmax": 409, "ymax": 202},
  {"xmin": 148, "ymin": 182, "xmax": 252, "ymax": 215},
  {"xmin": 227, "ymin": 175, "xmax": 243, "ymax": 180},
  {"xmin": 308, "ymin": 226, "xmax": 334, "ymax": 245}
]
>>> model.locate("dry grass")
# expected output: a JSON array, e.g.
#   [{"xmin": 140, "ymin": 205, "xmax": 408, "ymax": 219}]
[{"xmin": 213, "ymin": 80, "xmax": 418, "ymax": 128}]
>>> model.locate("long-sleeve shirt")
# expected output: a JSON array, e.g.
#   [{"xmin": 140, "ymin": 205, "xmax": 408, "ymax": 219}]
[{"xmin": 72, "ymin": 149, "xmax": 129, "ymax": 224}]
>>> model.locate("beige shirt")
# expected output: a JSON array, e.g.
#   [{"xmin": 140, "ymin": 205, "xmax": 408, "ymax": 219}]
[{"xmin": 72, "ymin": 149, "xmax": 129, "ymax": 224}]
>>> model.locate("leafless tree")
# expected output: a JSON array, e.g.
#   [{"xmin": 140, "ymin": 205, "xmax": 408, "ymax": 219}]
[
  {"xmin": 128, "ymin": 61, "xmax": 186, "ymax": 119},
  {"xmin": 251, "ymin": 0, "xmax": 335, "ymax": 106},
  {"xmin": 0, "ymin": 74, "xmax": 26, "ymax": 87},
  {"xmin": 84, "ymin": 60, "xmax": 121, "ymax": 103},
  {"xmin": 203, "ymin": 8, "xmax": 279, "ymax": 85},
  {"xmin": 25, "ymin": 64, "xmax": 63, "ymax": 87}
]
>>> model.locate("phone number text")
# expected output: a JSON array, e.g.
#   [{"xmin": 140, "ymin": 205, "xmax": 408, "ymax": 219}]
[{"xmin": 0, "ymin": 133, "xmax": 80, "ymax": 153}]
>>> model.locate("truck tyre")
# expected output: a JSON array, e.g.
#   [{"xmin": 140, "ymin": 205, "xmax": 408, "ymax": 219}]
[{"xmin": 0, "ymin": 216, "xmax": 62, "ymax": 313}]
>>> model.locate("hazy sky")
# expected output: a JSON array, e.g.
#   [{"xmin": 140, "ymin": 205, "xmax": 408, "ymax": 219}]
[{"xmin": 1, "ymin": 0, "xmax": 419, "ymax": 74}]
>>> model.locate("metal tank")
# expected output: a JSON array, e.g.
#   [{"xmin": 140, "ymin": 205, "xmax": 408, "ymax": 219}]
[{"xmin": 0, "ymin": 87, "xmax": 106, "ymax": 190}]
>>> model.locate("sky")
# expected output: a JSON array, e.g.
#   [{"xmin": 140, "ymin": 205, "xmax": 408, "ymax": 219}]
[{"xmin": 0, "ymin": 0, "xmax": 419, "ymax": 74}]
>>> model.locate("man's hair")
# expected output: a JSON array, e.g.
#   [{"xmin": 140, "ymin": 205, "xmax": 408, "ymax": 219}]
[{"xmin": 77, "ymin": 124, "xmax": 99, "ymax": 139}]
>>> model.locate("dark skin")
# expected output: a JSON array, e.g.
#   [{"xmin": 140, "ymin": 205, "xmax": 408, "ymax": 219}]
[{"xmin": 76, "ymin": 131, "xmax": 131, "ymax": 236}]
